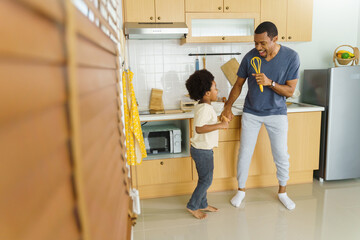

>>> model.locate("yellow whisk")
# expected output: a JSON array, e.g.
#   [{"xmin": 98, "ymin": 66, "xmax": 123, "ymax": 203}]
[{"xmin": 250, "ymin": 57, "xmax": 263, "ymax": 92}]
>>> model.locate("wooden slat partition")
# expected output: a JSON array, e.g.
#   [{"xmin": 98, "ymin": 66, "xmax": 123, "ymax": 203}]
[
  {"xmin": 0, "ymin": 63, "xmax": 66, "ymax": 125},
  {"xmin": 79, "ymin": 85, "xmax": 118, "ymax": 122},
  {"xmin": 81, "ymin": 101, "xmax": 118, "ymax": 154},
  {"xmin": 76, "ymin": 12, "xmax": 117, "ymax": 54},
  {"xmin": 0, "ymin": 0, "xmax": 65, "ymax": 63},
  {"xmin": 1, "ymin": 0, "xmax": 131, "ymax": 240},
  {"xmin": 78, "ymin": 68, "xmax": 117, "ymax": 95},
  {"xmin": 76, "ymin": 36, "xmax": 117, "ymax": 69},
  {"xmin": 0, "ymin": 1, "xmax": 77, "ymax": 239}
]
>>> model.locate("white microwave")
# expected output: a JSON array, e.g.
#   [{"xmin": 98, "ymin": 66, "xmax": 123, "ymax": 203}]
[{"xmin": 142, "ymin": 125, "xmax": 181, "ymax": 155}]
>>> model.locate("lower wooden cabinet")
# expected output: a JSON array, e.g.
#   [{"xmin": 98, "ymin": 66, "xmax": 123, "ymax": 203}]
[
  {"xmin": 247, "ymin": 111, "xmax": 321, "ymax": 188},
  {"xmin": 214, "ymin": 141, "xmax": 241, "ymax": 179},
  {"xmin": 193, "ymin": 115, "xmax": 241, "ymax": 180},
  {"xmin": 133, "ymin": 112, "xmax": 321, "ymax": 199},
  {"xmin": 134, "ymin": 157, "xmax": 192, "ymax": 186},
  {"xmin": 288, "ymin": 112, "xmax": 321, "ymax": 171},
  {"xmin": 192, "ymin": 141, "xmax": 240, "ymax": 180},
  {"xmin": 248, "ymin": 112, "xmax": 321, "ymax": 176}
]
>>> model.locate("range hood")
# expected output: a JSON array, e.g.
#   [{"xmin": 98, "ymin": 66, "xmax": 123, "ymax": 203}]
[{"xmin": 124, "ymin": 22, "xmax": 188, "ymax": 40}]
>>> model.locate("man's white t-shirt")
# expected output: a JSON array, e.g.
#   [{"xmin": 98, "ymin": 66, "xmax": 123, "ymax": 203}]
[{"xmin": 190, "ymin": 103, "xmax": 218, "ymax": 150}]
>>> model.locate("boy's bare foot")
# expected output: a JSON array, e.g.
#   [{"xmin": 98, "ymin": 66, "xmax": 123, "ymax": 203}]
[
  {"xmin": 187, "ymin": 208, "xmax": 207, "ymax": 219},
  {"xmin": 200, "ymin": 205, "xmax": 219, "ymax": 212}
]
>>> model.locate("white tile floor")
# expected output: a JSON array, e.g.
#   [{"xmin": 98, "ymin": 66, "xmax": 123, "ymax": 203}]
[{"xmin": 133, "ymin": 179, "xmax": 360, "ymax": 240}]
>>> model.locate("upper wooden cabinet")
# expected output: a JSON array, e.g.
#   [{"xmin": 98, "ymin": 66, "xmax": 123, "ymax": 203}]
[
  {"xmin": 185, "ymin": 0, "xmax": 222, "ymax": 12},
  {"xmin": 124, "ymin": 0, "xmax": 185, "ymax": 23},
  {"xmin": 261, "ymin": 0, "xmax": 313, "ymax": 41},
  {"xmin": 183, "ymin": 1, "xmax": 260, "ymax": 44},
  {"xmin": 186, "ymin": 0, "xmax": 260, "ymax": 13},
  {"xmin": 287, "ymin": 0, "xmax": 313, "ymax": 41},
  {"xmin": 184, "ymin": 12, "xmax": 260, "ymax": 43}
]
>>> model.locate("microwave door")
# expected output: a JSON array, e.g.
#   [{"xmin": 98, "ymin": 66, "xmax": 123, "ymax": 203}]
[
  {"xmin": 170, "ymin": 130, "xmax": 174, "ymax": 153},
  {"xmin": 143, "ymin": 132, "xmax": 151, "ymax": 154},
  {"xmin": 146, "ymin": 130, "xmax": 171, "ymax": 154}
]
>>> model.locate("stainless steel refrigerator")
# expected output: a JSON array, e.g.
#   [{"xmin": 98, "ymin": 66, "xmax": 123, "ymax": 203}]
[{"xmin": 301, "ymin": 66, "xmax": 360, "ymax": 181}]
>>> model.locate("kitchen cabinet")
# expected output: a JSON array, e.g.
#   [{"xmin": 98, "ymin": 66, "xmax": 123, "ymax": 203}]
[
  {"xmin": 183, "ymin": 12, "xmax": 260, "ymax": 43},
  {"xmin": 192, "ymin": 116, "xmax": 240, "ymax": 180},
  {"xmin": 248, "ymin": 112, "xmax": 321, "ymax": 176},
  {"xmin": 287, "ymin": 112, "xmax": 321, "ymax": 171},
  {"xmin": 213, "ymin": 141, "xmax": 240, "ymax": 179},
  {"xmin": 130, "ymin": 157, "xmax": 193, "ymax": 198},
  {"xmin": 261, "ymin": 0, "xmax": 313, "ymax": 42},
  {"xmin": 193, "ymin": 112, "xmax": 321, "ymax": 189},
  {"xmin": 130, "ymin": 118, "xmax": 193, "ymax": 198},
  {"xmin": 185, "ymin": 0, "xmax": 260, "ymax": 13},
  {"xmin": 246, "ymin": 112, "xmax": 321, "ymax": 188},
  {"xmin": 214, "ymin": 116, "xmax": 240, "ymax": 180},
  {"xmin": 183, "ymin": 0, "xmax": 260, "ymax": 43},
  {"xmin": 133, "ymin": 157, "xmax": 193, "ymax": 186},
  {"xmin": 124, "ymin": 0, "xmax": 184, "ymax": 23},
  {"xmin": 133, "ymin": 111, "xmax": 321, "ymax": 199}
]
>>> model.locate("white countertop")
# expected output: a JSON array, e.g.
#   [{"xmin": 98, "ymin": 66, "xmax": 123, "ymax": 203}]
[{"xmin": 139, "ymin": 102, "xmax": 325, "ymax": 122}]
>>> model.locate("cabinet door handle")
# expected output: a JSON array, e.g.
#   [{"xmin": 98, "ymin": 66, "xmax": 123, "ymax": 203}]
[
  {"xmin": 288, "ymin": 36, "xmax": 292, "ymax": 40},
  {"xmin": 160, "ymin": 161, "xmax": 164, "ymax": 165},
  {"xmin": 226, "ymin": 6, "xmax": 229, "ymax": 10},
  {"xmin": 282, "ymin": 36, "xmax": 285, "ymax": 40},
  {"xmin": 157, "ymin": 16, "xmax": 161, "ymax": 20},
  {"xmin": 218, "ymin": 6, "xmax": 222, "ymax": 10},
  {"xmin": 222, "ymin": 37, "xmax": 225, "ymax": 40},
  {"xmin": 150, "ymin": 16, "xmax": 153, "ymax": 20}
]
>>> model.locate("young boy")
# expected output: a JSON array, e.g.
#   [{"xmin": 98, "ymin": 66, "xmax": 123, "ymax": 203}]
[{"xmin": 185, "ymin": 69, "xmax": 229, "ymax": 219}]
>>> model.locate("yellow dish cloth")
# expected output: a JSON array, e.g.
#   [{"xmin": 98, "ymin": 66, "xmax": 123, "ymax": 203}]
[{"xmin": 122, "ymin": 70, "xmax": 147, "ymax": 165}]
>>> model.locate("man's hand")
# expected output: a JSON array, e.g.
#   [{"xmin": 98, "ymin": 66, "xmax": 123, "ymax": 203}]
[
  {"xmin": 252, "ymin": 73, "xmax": 272, "ymax": 87},
  {"xmin": 221, "ymin": 105, "xmax": 234, "ymax": 121}
]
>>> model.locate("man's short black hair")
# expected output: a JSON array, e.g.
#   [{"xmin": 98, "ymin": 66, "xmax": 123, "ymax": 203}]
[
  {"xmin": 254, "ymin": 21, "xmax": 278, "ymax": 40},
  {"xmin": 185, "ymin": 69, "xmax": 214, "ymax": 101}
]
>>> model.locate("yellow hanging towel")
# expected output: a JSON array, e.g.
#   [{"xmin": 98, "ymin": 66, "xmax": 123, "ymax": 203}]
[{"xmin": 122, "ymin": 70, "xmax": 147, "ymax": 165}]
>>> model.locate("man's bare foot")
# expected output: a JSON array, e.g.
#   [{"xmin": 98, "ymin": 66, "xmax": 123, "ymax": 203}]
[
  {"xmin": 187, "ymin": 208, "xmax": 207, "ymax": 219},
  {"xmin": 200, "ymin": 205, "xmax": 219, "ymax": 212}
]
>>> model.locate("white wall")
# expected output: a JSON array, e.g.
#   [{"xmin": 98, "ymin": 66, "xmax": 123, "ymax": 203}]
[
  {"xmin": 289, "ymin": 0, "xmax": 360, "ymax": 73},
  {"xmin": 285, "ymin": 0, "xmax": 360, "ymax": 93},
  {"xmin": 128, "ymin": 41, "xmax": 253, "ymax": 110},
  {"xmin": 128, "ymin": 0, "xmax": 360, "ymax": 110}
]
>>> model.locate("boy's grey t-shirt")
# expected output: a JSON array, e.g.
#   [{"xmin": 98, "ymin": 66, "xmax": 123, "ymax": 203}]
[{"xmin": 237, "ymin": 45, "xmax": 300, "ymax": 116}]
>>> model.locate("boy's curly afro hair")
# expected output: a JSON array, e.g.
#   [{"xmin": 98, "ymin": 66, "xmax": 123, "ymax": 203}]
[{"xmin": 185, "ymin": 69, "xmax": 214, "ymax": 101}]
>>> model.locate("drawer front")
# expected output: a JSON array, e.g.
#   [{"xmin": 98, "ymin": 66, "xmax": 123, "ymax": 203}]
[
  {"xmin": 219, "ymin": 128, "xmax": 240, "ymax": 141},
  {"xmin": 193, "ymin": 141, "xmax": 240, "ymax": 179},
  {"xmin": 135, "ymin": 157, "xmax": 192, "ymax": 186}
]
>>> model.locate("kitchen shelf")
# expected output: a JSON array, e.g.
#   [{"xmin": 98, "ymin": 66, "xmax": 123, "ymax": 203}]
[
  {"xmin": 141, "ymin": 119, "xmax": 191, "ymax": 161},
  {"xmin": 188, "ymin": 52, "xmax": 241, "ymax": 56},
  {"xmin": 143, "ymin": 150, "xmax": 190, "ymax": 160}
]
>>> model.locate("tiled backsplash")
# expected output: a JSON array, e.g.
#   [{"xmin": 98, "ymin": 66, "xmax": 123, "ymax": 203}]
[{"xmin": 128, "ymin": 40, "xmax": 254, "ymax": 110}]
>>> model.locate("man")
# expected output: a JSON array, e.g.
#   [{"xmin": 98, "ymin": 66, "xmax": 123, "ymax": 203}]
[{"xmin": 221, "ymin": 21, "xmax": 299, "ymax": 210}]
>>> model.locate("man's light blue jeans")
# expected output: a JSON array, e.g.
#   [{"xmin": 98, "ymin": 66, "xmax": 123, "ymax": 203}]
[{"xmin": 237, "ymin": 112, "xmax": 290, "ymax": 188}]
